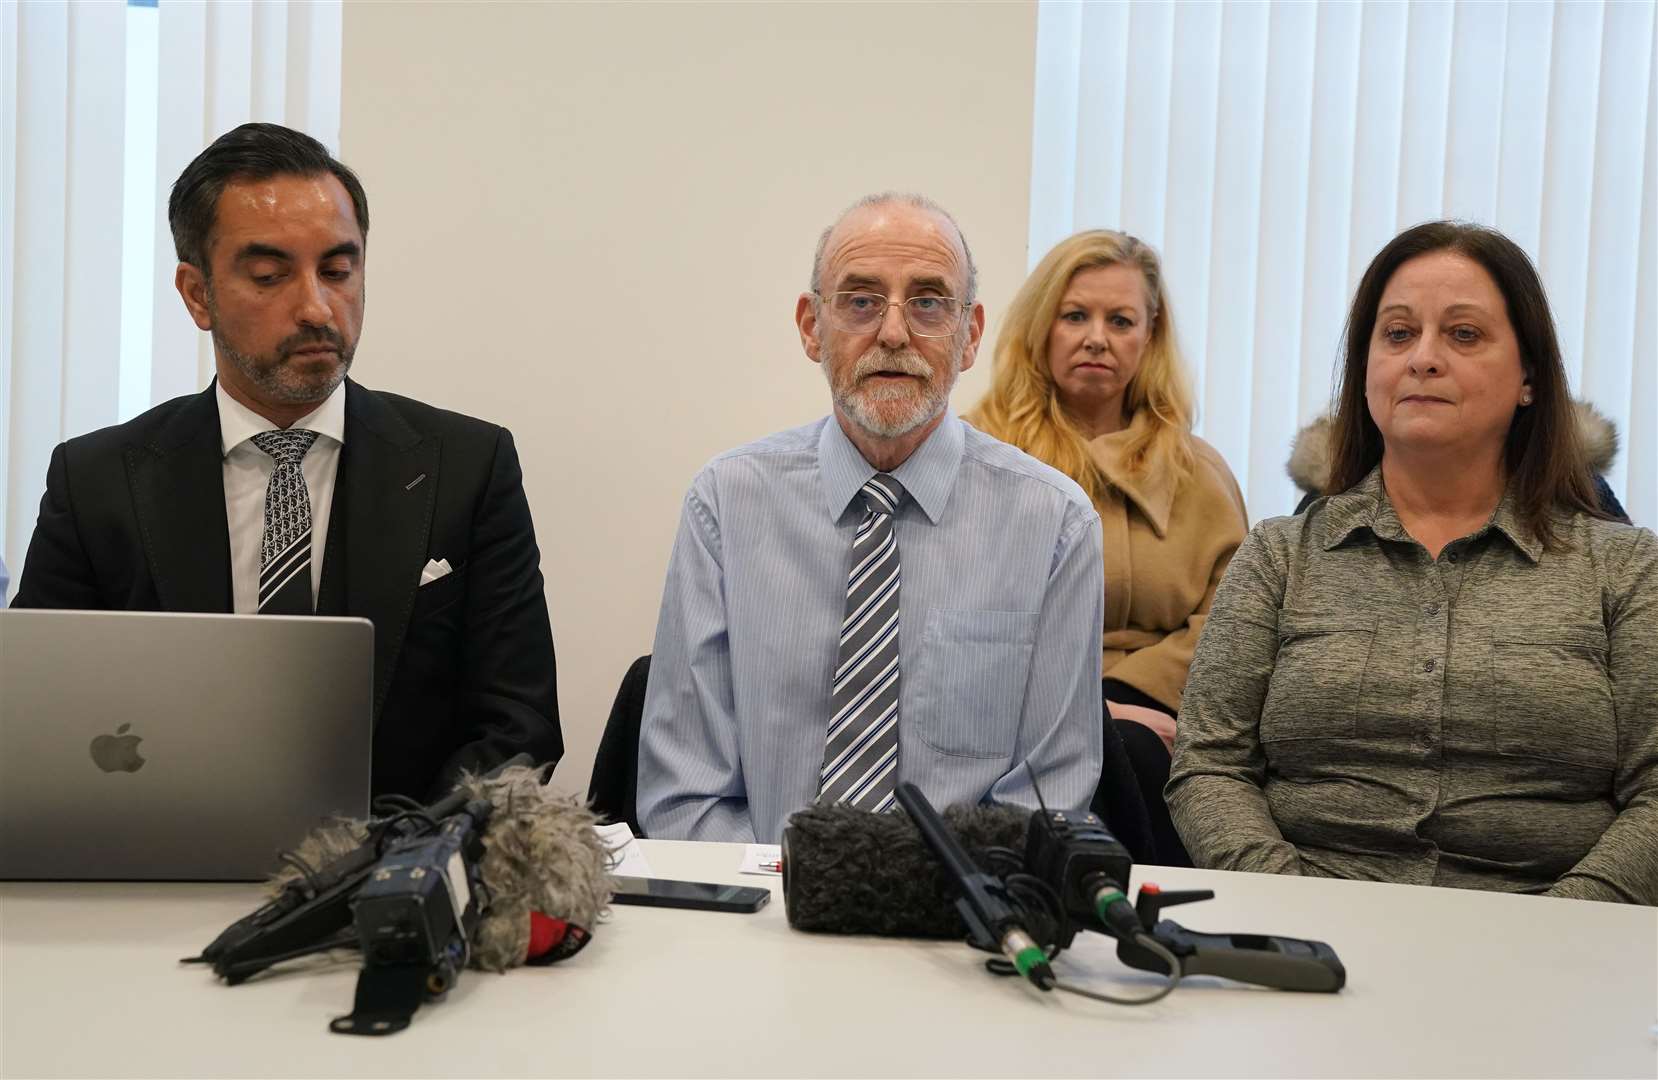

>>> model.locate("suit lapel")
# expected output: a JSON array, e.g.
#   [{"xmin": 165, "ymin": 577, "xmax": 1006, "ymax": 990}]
[
  {"xmin": 340, "ymin": 380, "xmax": 439, "ymax": 723},
  {"xmin": 126, "ymin": 385, "xmax": 232, "ymax": 612}
]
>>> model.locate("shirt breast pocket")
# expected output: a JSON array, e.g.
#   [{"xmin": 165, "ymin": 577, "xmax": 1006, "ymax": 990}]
[
  {"xmin": 912, "ymin": 609, "xmax": 1039, "ymax": 759},
  {"xmin": 1489, "ymin": 624, "xmax": 1614, "ymax": 770},
  {"xmin": 1260, "ymin": 614, "xmax": 1374, "ymax": 742}
]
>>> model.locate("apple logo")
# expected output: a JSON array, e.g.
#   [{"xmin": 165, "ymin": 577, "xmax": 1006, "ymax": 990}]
[{"xmin": 90, "ymin": 723, "xmax": 145, "ymax": 773}]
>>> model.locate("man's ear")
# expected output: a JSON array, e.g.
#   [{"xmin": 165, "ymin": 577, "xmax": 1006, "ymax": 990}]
[
  {"xmin": 795, "ymin": 292, "xmax": 824, "ymax": 364},
  {"xmin": 175, "ymin": 263, "xmax": 213, "ymax": 332},
  {"xmin": 957, "ymin": 301, "xmax": 986, "ymax": 374}
]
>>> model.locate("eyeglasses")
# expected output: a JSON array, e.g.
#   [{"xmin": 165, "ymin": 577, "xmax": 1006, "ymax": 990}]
[{"xmin": 815, "ymin": 291, "xmax": 965, "ymax": 338}]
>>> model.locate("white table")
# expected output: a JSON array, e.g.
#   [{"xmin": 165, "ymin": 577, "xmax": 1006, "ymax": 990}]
[{"xmin": 2, "ymin": 840, "xmax": 1654, "ymax": 1078}]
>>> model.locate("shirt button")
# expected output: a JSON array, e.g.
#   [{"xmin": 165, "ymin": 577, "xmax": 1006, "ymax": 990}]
[
  {"xmin": 1423, "ymin": 658, "xmax": 1437, "ymax": 673},
  {"xmin": 1426, "ymin": 603, "xmax": 1439, "ymax": 615}
]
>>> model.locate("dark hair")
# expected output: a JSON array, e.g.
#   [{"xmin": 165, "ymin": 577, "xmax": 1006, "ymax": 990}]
[
  {"xmin": 168, "ymin": 122, "xmax": 369, "ymax": 274},
  {"xmin": 1327, "ymin": 220, "xmax": 1607, "ymax": 548}
]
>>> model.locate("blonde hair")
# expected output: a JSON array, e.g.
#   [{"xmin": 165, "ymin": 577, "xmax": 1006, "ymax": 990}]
[{"xmin": 967, "ymin": 230, "xmax": 1195, "ymax": 505}]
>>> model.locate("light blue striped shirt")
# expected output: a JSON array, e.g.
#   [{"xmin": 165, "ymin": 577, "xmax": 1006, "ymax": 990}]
[{"xmin": 638, "ymin": 413, "xmax": 1105, "ymax": 843}]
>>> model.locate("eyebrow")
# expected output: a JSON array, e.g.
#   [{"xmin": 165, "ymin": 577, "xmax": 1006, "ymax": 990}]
[
  {"xmin": 1062, "ymin": 298, "xmax": 1139, "ymax": 314},
  {"xmin": 832, "ymin": 273, "xmax": 957, "ymax": 296},
  {"xmin": 233, "ymin": 241, "xmax": 362, "ymax": 263},
  {"xmin": 234, "ymin": 243, "xmax": 293, "ymax": 263},
  {"xmin": 1377, "ymin": 302, "xmax": 1493, "ymax": 319}
]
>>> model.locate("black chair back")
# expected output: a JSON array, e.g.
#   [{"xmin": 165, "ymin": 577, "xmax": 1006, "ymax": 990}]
[{"xmin": 587, "ymin": 654, "xmax": 652, "ymax": 837}]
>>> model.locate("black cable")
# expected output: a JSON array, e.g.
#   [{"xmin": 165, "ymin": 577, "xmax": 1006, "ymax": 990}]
[
  {"xmin": 371, "ymin": 794, "xmax": 426, "ymax": 816},
  {"xmin": 275, "ymin": 850, "xmax": 323, "ymax": 896},
  {"xmin": 973, "ymin": 849, "xmax": 1182, "ymax": 1006},
  {"xmin": 1052, "ymin": 933, "xmax": 1181, "ymax": 1006},
  {"xmin": 372, "ymin": 811, "xmax": 440, "ymax": 854}
]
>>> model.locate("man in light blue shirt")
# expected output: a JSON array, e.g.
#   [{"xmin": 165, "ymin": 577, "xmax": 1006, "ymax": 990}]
[{"xmin": 637, "ymin": 194, "xmax": 1104, "ymax": 843}]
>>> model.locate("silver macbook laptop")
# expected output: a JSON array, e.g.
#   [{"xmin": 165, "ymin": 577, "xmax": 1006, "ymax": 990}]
[{"xmin": 0, "ymin": 609, "xmax": 372, "ymax": 881}]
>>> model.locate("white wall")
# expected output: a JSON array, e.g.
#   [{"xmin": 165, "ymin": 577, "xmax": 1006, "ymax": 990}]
[{"xmin": 340, "ymin": 1, "xmax": 1039, "ymax": 797}]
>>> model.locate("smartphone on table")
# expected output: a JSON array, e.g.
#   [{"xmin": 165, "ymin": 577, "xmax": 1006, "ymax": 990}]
[{"xmin": 610, "ymin": 876, "xmax": 771, "ymax": 913}]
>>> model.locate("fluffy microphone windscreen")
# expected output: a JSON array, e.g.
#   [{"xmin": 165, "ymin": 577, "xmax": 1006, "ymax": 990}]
[
  {"xmin": 454, "ymin": 765, "xmax": 611, "ymax": 972},
  {"xmin": 782, "ymin": 802, "xmax": 1029, "ymax": 938},
  {"xmin": 272, "ymin": 765, "xmax": 612, "ymax": 973}
]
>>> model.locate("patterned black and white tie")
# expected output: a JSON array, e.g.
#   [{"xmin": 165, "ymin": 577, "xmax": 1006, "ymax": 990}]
[
  {"xmin": 251, "ymin": 429, "xmax": 320, "ymax": 615},
  {"xmin": 820, "ymin": 473, "xmax": 905, "ymax": 813}
]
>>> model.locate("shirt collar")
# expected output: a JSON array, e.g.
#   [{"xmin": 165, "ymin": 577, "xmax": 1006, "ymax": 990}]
[
  {"xmin": 818, "ymin": 411, "xmax": 964, "ymax": 525},
  {"xmin": 1321, "ymin": 464, "xmax": 1544, "ymax": 563},
  {"xmin": 216, "ymin": 378, "xmax": 347, "ymax": 457}
]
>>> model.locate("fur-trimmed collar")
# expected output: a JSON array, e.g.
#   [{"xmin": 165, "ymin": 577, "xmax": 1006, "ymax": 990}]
[{"xmin": 1286, "ymin": 399, "xmax": 1620, "ymax": 493}]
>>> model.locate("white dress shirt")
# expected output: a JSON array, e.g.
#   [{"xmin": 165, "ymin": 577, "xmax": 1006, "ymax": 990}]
[{"xmin": 217, "ymin": 381, "xmax": 346, "ymax": 614}]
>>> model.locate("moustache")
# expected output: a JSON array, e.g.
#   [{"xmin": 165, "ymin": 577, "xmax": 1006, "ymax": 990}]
[
  {"xmin": 277, "ymin": 327, "xmax": 347, "ymax": 360},
  {"xmin": 851, "ymin": 348, "xmax": 931, "ymax": 382}
]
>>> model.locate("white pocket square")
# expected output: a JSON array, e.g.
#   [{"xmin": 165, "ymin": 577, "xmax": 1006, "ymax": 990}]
[{"xmin": 419, "ymin": 558, "xmax": 453, "ymax": 587}]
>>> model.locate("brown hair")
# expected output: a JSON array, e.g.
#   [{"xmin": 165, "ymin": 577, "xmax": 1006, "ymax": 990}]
[{"xmin": 1327, "ymin": 221, "xmax": 1607, "ymax": 547}]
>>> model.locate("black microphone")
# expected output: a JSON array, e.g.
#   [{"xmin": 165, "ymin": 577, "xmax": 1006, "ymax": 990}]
[
  {"xmin": 198, "ymin": 762, "xmax": 614, "ymax": 992},
  {"xmin": 781, "ymin": 801, "xmax": 1029, "ymax": 937},
  {"xmin": 1022, "ymin": 807, "xmax": 1143, "ymax": 942},
  {"xmin": 894, "ymin": 782, "xmax": 1055, "ymax": 990}
]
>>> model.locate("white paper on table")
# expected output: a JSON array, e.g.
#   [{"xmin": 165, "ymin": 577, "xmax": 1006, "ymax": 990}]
[
  {"xmin": 595, "ymin": 821, "xmax": 655, "ymax": 877},
  {"xmin": 739, "ymin": 843, "xmax": 782, "ymax": 876}
]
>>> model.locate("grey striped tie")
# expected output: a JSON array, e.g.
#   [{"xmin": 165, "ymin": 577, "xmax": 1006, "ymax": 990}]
[
  {"xmin": 820, "ymin": 473, "xmax": 905, "ymax": 812},
  {"xmin": 251, "ymin": 429, "xmax": 320, "ymax": 615}
]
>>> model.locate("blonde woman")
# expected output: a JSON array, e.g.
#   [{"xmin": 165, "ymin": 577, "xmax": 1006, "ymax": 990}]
[{"xmin": 967, "ymin": 230, "xmax": 1247, "ymax": 864}]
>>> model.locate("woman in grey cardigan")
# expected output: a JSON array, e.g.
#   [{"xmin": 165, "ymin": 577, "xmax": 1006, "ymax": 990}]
[{"xmin": 1167, "ymin": 222, "xmax": 1655, "ymax": 905}]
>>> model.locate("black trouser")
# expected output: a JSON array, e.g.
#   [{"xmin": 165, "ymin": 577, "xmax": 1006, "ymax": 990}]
[{"xmin": 1102, "ymin": 678, "xmax": 1192, "ymax": 868}]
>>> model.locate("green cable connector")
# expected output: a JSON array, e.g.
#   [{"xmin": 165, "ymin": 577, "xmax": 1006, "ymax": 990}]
[
  {"xmin": 1011, "ymin": 944, "xmax": 1048, "ymax": 978},
  {"xmin": 1093, "ymin": 887, "xmax": 1128, "ymax": 921}
]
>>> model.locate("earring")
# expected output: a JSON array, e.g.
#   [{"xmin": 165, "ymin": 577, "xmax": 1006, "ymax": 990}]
[{"xmin": 1520, "ymin": 391, "xmax": 1533, "ymax": 406}]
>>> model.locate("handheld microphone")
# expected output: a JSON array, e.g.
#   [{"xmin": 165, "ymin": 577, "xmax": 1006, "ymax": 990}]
[
  {"xmin": 331, "ymin": 797, "xmax": 496, "ymax": 1035},
  {"xmin": 894, "ymin": 782, "xmax": 1055, "ymax": 991},
  {"xmin": 195, "ymin": 761, "xmax": 612, "ymax": 991},
  {"xmin": 781, "ymin": 801, "xmax": 1029, "ymax": 937},
  {"xmin": 1018, "ymin": 798, "xmax": 1344, "ymax": 994},
  {"xmin": 193, "ymin": 754, "xmax": 541, "ymax": 975}
]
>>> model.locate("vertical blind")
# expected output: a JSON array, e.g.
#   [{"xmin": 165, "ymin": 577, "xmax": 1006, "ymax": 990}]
[
  {"xmin": 1030, "ymin": 0, "xmax": 1656, "ymax": 527},
  {"xmin": 0, "ymin": 0, "xmax": 341, "ymax": 596}
]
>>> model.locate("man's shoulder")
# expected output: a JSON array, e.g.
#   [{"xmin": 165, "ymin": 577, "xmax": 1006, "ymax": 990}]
[
  {"xmin": 958, "ymin": 423, "xmax": 1096, "ymax": 518},
  {"xmin": 59, "ymin": 389, "xmax": 211, "ymax": 461},
  {"xmin": 689, "ymin": 419, "xmax": 827, "ymax": 495},
  {"xmin": 704, "ymin": 418, "xmax": 825, "ymax": 468},
  {"xmin": 349, "ymin": 382, "xmax": 503, "ymax": 445}
]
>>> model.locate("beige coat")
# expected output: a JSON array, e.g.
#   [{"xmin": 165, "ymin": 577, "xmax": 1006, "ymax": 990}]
[{"xmin": 1088, "ymin": 415, "xmax": 1248, "ymax": 711}]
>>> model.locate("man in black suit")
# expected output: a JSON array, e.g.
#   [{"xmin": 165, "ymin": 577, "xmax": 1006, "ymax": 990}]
[{"xmin": 12, "ymin": 123, "xmax": 561, "ymax": 800}]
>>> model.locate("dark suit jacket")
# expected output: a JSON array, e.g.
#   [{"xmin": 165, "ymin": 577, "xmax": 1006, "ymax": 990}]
[{"xmin": 13, "ymin": 379, "xmax": 562, "ymax": 800}]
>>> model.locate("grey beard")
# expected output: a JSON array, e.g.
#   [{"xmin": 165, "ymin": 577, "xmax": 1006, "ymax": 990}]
[
  {"xmin": 826, "ymin": 343, "xmax": 959, "ymax": 439},
  {"xmin": 214, "ymin": 332, "xmax": 353, "ymax": 404}
]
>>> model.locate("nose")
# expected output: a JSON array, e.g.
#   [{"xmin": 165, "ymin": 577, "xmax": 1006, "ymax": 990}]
[
  {"xmin": 876, "ymin": 300, "xmax": 911, "ymax": 349},
  {"xmin": 1405, "ymin": 337, "xmax": 1443, "ymax": 378},
  {"xmin": 293, "ymin": 272, "xmax": 333, "ymax": 328},
  {"xmin": 1083, "ymin": 318, "xmax": 1107, "ymax": 354}
]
